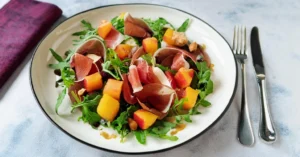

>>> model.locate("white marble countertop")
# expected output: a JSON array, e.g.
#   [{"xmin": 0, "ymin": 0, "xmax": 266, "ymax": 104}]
[{"xmin": 0, "ymin": 0, "xmax": 299, "ymax": 156}]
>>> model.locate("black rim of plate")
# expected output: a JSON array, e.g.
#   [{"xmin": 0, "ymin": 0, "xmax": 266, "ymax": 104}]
[{"xmin": 30, "ymin": 3, "xmax": 238, "ymax": 155}]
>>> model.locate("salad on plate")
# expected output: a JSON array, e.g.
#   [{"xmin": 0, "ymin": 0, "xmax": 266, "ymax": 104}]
[{"xmin": 49, "ymin": 12, "xmax": 214, "ymax": 144}]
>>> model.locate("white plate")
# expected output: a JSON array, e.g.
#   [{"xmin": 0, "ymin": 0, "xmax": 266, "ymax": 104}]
[{"xmin": 30, "ymin": 4, "xmax": 237, "ymax": 154}]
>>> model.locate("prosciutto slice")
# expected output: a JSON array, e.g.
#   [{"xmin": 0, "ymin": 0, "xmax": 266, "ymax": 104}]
[
  {"xmin": 104, "ymin": 27, "xmax": 124, "ymax": 49},
  {"xmin": 137, "ymin": 99, "xmax": 168, "ymax": 120},
  {"xmin": 75, "ymin": 38, "xmax": 106, "ymax": 62},
  {"xmin": 73, "ymin": 53, "xmax": 93, "ymax": 81},
  {"xmin": 130, "ymin": 47, "xmax": 146, "ymax": 65},
  {"xmin": 136, "ymin": 59, "xmax": 160, "ymax": 84},
  {"xmin": 124, "ymin": 13, "xmax": 152, "ymax": 38},
  {"xmin": 135, "ymin": 83, "xmax": 176, "ymax": 113},
  {"xmin": 122, "ymin": 74, "xmax": 137, "ymax": 104},
  {"xmin": 152, "ymin": 67, "xmax": 171, "ymax": 87},
  {"xmin": 171, "ymin": 53, "xmax": 190, "ymax": 71},
  {"xmin": 128, "ymin": 65, "xmax": 143, "ymax": 93},
  {"xmin": 153, "ymin": 47, "xmax": 201, "ymax": 68},
  {"xmin": 71, "ymin": 53, "xmax": 100, "ymax": 81}
]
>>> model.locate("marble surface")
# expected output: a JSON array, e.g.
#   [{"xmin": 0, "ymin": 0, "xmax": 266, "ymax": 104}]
[{"xmin": 0, "ymin": 0, "xmax": 299, "ymax": 156}]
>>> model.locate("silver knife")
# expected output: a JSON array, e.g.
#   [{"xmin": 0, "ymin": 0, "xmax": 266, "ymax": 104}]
[{"xmin": 250, "ymin": 27, "xmax": 276, "ymax": 143}]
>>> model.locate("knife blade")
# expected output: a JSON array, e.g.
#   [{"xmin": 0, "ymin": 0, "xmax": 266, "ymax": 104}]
[
  {"xmin": 250, "ymin": 26, "xmax": 276, "ymax": 143},
  {"xmin": 250, "ymin": 27, "xmax": 265, "ymax": 76}
]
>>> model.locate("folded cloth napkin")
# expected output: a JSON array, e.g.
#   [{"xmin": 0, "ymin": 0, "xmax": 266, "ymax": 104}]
[{"xmin": 0, "ymin": 0, "xmax": 62, "ymax": 89}]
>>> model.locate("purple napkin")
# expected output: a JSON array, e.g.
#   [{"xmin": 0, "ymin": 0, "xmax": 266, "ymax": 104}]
[{"xmin": 0, "ymin": 0, "xmax": 62, "ymax": 89}]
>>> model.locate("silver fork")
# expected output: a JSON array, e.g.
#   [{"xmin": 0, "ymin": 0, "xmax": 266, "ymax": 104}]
[{"xmin": 233, "ymin": 26, "xmax": 255, "ymax": 146}]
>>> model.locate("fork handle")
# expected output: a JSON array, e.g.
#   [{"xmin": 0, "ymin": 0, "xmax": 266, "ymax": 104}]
[
  {"xmin": 238, "ymin": 63, "xmax": 255, "ymax": 146},
  {"xmin": 257, "ymin": 78, "xmax": 276, "ymax": 143}
]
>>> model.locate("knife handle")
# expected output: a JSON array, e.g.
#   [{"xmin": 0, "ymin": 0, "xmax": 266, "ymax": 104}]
[{"xmin": 257, "ymin": 78, "xmax": 276, "ymax": 143}]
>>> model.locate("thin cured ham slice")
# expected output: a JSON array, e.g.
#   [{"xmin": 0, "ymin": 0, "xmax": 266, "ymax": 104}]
[
  {"xmin": 136, "ymin": 59, "xmax": 151, "ymax": 84},
  {"xmin": 75, "ymin": 38, "xmax": 106, "ymax": 62},
  {"xmin": 152, "ymin": 67, "xmax": 171, "ymax": 87},
  {"xmin": 128, "ymin": 65, "xmax": 143, "ymax": 93},
  {"xmin": 153, "ymin": 47, "xmax": 201, "ymax": 68},
  {"xmin": 160, "ymin": 55, "xmax": 174, "ymax": 67},
  {"xmin": 122, "ymin": 74, "xmax": 137, "ymax": 104},
  {"xmin": 130, "ymin": 47, "xmax": 146, "ymax": 65},
  {"xmin": 73, "ymin": 53, "xmax": 93, "ymax": 81},
  {"xmin": 74, "ymin": 38, "xmax": 106, "ymax": 70},
  {"xmin": 137, "ymin": 99, "xmax": 168, "ymax": 120},
  {"xmin": 71, "ymin": 53, "xmax": 100, "ymax": 81},
  {"xmin": 104, "ymin": 27, "xmax": 124, "ymax": 49},
  {"xmin": 136, "ymin": 59, "xmax": 160, "ymax": 84},
  {"xmin": 171, "ymin": 53, "xmax": 189, "ymax": 71},
  {"xmin": 135, "ymin": 83, "xmax": 176, "ymax": 114},
  {"xmin": 165, "ymin": 71, "xmax": 177, "ymax": 89},
  {"xmin": 124, "ymin": 13, "xmax": 152, "ymax": 38}
]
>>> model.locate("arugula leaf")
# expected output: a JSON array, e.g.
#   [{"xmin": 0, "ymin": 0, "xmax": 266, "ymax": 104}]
[
  {"xmin": 171, "ymin": 97, "xmax": 188, "ymax": 115},
  {"xmin": 200, "ymin": 99, "xmax": 211, "ymax": 107},
  {"xmin": 72, "ymin": 31, "xmax": 87, "ymax": 36},
  {"xmin": 188, "ymin": 61, "xmax": 214, "ymax": 115},
  {"xmin": 175, "ymin": 114, "xmax": 193, "ymax": 123},
  {"xmin": 81, "ymin": 19, "xmax": 94, "ymax": 31},
  {"xmin": 79, "ymin": 106, "xmax": 101, "ymax": 127},
  {"xmin": 145, "ymin": 120, "xmax": 178, "ymax": 142},
  {"xmin": 102, "ymin": 49, "xmax": 130, "ymax": 80},
  {"xmin": 189, "ymin": 99, "xmax": 202, "ymax": 115},
  {"xmin": 134, "ymin": 130, "xmax": 147, "ymax": 144},
  {"xmin": 111, "ymin": 16, "xmax": 125, "ymax": 34},
  {"xmin": 205, "ymin": 80, "xmax": 214, "ymax": 95},
  {"xmin": 156, "ymin": 64, "xmax": 168, "ymax": 72},
  {"xmin": 55, "ymin": 88, "xmax": 67, "ymax": 114},
  {"xmin": 72, "ymin": 93, "xmax": 102, "ymax": 127},
  {"xmin": 177, "ymin": 19, "xmax": 190, "ymax": 32},
  {"xmin": 49, "ymin": 48, "xmax": 75, "ymax": 114},
  {"xmin": 50, "ymin": 48, "xmax": 63, "ymax": 62},
  {"xmin": 141, "ymin": 54, "xmax": 154, "ymax": 66},
  {"xmin": 71, "ymin": 95, "xmax": 101, "ymax": 112},
  {"xmin": 72, "ymin": 20, "xmax": 97, "ymax": 46},
  {"xmin": 182, "ymin": 114, "xmax": 192, "ymax": 122},
  {"xmin": 102, "ymin": 61, "xmax": 120, "ymax": 80},
  {"xmin": 60, "ymin": 67, "xmax": 75, "ymax": 88},
  {"xmin": 48, "ymin": 62, "xmax": 70, "ymax": 70},
  {"xmin": 111, "ymin": 105, "xmax": 139, "ymax": 141},
  {"xmin": 143, "ymin": 17, "xmax": 174, "ymax": 46},
  {"xmin": 157, "ymin": 134, "xmax": 178, "ymax": 141},
  {"xmin": 151, "ymin": 121, "xmax": 176, "ymax": 135}
]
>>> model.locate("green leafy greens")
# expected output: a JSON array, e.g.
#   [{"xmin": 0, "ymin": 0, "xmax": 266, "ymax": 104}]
[
  {"xmin": 177, "ymin": 19, "xmax": 190, "ymax": 32},
  {"xmin": 111, "ymin": 105, "xmax": 139, "ymax": 142},
  {"xmin": 143, "ymin": 17, "xmax": 174, "ymax": 47},
  {"xmin": 189, "ymin": 62, "xmax": 214, "ymax": 115},
  {"xmin": 111, "ymin": 16, "xmax": 125, "ymax": 34},
  {"xmin": 141, "ymin": 54, "xmax": 154, "ymax": 66},
  {"xmin": 72, "ymin": 20, "xmax": 97, "ymax": 45},
  {"xmin": 48, "ymin": 48, "xmax": 75, "ymax": 114},
  {"xmin": 72, "ymin": 92, "xmax": 102, "ymax": 127},
  {"xmin": 133, "ymin": 120, "xmax": 178, "ymax": 144},
  {"xmin": 102, "ymin": 48, "xmax": 130, "ymax": 80}
]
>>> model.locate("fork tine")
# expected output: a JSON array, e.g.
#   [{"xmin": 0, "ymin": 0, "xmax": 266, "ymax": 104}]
[
  {"xmin": 233, "ymin": 26, "xmax": 237, "ymax": 52},
  {"xmin": 236, "ymin": 26, "xmax": 240, "ymax": 54},
  {"xmin": 239, "ymin": 25, "xmax": 243, "ymax": 54},
  {"xmin": 243, "ymin": 26, "xmax": 247, "ymax": 55}
]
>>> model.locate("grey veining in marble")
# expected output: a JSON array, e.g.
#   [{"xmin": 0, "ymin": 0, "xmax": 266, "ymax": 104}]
[{"xmin": 0, "ymin": 0, "xmax": 299, "ymax": 156}]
